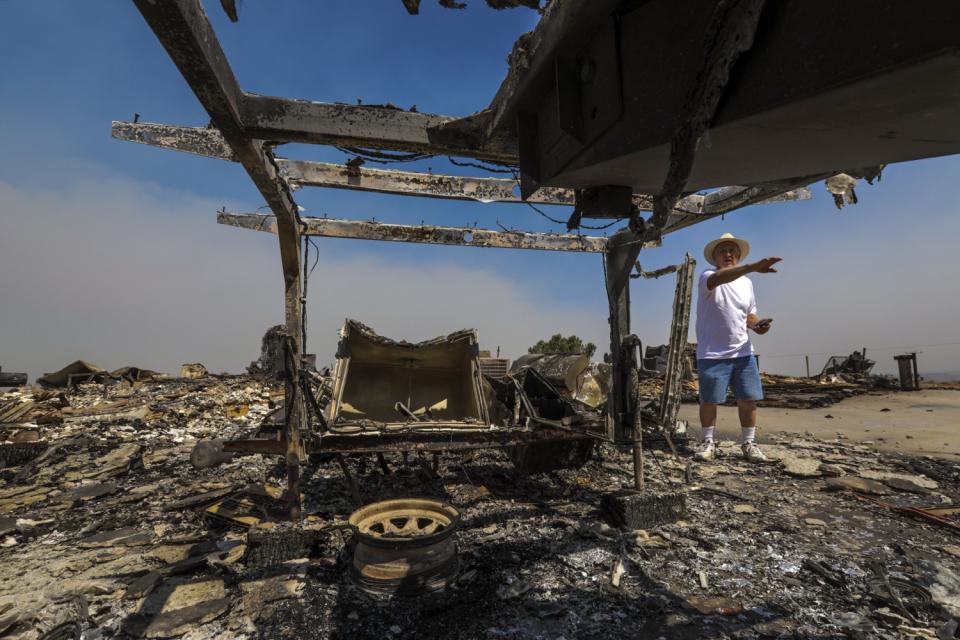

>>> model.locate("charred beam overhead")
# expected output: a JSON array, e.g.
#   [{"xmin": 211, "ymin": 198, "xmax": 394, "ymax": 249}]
[
  {"xmin": 112, "ymin": 121, "xmax": 696, "ymax": 213},
  {"xmin": 240, "ymin": 94, "xmax": 517, "ymax": 165},
  {"xmin": 112, "ymin": 121, "xmax": 236, "ymax": 161},
  {"xmin": 278, "ymin": 159, "xmax": 576, "ymax": 206},
  {"xmin": 111, "ymin": 119, "xmax": 814, "ymax": 223},
  {"xmin": 111, "ymin": 107, "xmax": 515, "ymax": 167},
  {"xmin": 661, "ymin": 180, "xmax": 816, "ymax": 236},
  {"xmin": 216, "ymin": 212, "xmax": 629, "ymax": 253}
]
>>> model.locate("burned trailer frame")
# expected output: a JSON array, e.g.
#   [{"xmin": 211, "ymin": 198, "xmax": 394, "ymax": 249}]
[
  {"xmin": 119, "ymin": 0, "xmax": 908, "ymax": 519},
  {"xmin": 221, "ymin": 320, "xmax": 603, "ymax": 467}
]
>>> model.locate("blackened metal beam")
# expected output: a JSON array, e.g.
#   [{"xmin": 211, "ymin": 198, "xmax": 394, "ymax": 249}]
[
  {"xmin": 112, "ymin": 121, "xmax": 236, "ymax": 161},
  {"xmin": 240, "ymin": 94, "xmax": 518, "ymax": 164},
  {"xmin": 131, "ymin": 0, "xmax": 305, "ymax": 518},
  {"xmin": 661, "ymin": 180, "xmax": 816, "ymax": 235},
  {"xmin": 113, "ymin": 121, "xmax": 709, "ymax": 213},
  {"xmin": 217, "ymin": 212, "xmax": 627, "ymax": 253},
  {"xmin": 278, "ymin": 159, "xmax": 577, "ymax": 206},
  {"xmin": 603, "ymin": 227, "xmax": 643, "ymax": 443},
  {"xmin": 111, "ymin": 121, "xmax": 812, "ymax": 222}
]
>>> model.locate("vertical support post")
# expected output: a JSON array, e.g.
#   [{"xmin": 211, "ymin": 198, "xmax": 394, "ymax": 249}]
[
  {"xmin": 284, "ymin": 264, "xmax": 305, "ymax": 520},
  {"xmin": 805, "ymin": 355, "xmax": 810, "ymax": 378},
  {"xmin": 603, "ymin": 228, "xmax": 643, "ymax": 443},
  {"xmin": 604, "ymin": 227, "xmax": 647, "ymax": 494},
  {"xmin": 632, "ymin": 399, "xmax": 644, "ymax": 490},
  {"xmin": 128, "ymin": 0, "xmax": 309, "ymax": 520},
  {"xmin": 912, "ymin": 352, "xmax": 920, "ymax": 391}
]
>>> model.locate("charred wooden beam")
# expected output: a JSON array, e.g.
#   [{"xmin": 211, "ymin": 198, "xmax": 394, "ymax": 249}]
[
  {"xmin": 112, "ymin": 121, "xmax": 707, "ymax": 213},
  {"xmin": 217, "ymin": 212, "xmax": 627, "ymax": 253},
  {"xmin": 223, "ymin": 427, "xmax": 591, "ymax": 456},
  {"xmin": 661, "ymin": 180, "xmax": 816, "ymax": 236},
  {"xmin": 112, "ymin": 121, "xmax": 236, "ymax": 161},
  {"xmin": 604, "ymin": 227, "xmax": 643, "ymax": 443},
  {"xmin": 240, "ymin": 94, "xmax": 518, "ymax": 164},
  {"xmin": 111, "ymin": 121, "xmax": 810, "ymax": 221},
  {"xmin": 278, "ymin": 159, "xmax": 577, "ymax": 206},
  {"xmin": 132, "ymin": 0, "xmax": 305, "ymax": 518}
]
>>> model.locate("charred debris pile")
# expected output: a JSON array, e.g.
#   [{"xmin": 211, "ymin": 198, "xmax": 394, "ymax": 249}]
[
  {"xmin": 1, "ymin": 350, "xmax": 958, "ymax": 639},
  {"xmin": 631, "ymin": 345, "xmax": 900, "ymax": 410}
]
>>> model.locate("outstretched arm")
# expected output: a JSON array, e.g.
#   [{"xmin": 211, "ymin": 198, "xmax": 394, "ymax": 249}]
[{"xmin": 706, "ymin": 257, "xmax": 782, "ymax": 290}]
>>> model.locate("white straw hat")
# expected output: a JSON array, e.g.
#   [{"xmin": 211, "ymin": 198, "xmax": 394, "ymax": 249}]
[{"xmin": 704, "ymin": 233, "xmax": 750, "ymax": 267}]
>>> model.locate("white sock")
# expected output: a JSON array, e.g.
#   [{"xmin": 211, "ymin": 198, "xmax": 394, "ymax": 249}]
[
  {"xmin": 741, "ymin": 426, "xmax": 757, "ymax": 444},
  {"xmin": 702, "ymin": 426, "xmax": 716, "ymax": 442}
]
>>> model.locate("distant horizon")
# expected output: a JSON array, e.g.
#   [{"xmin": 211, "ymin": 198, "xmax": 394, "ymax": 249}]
[{"xmin": 6, "ymin": 339, "xmax": 958, "ymax": 385}]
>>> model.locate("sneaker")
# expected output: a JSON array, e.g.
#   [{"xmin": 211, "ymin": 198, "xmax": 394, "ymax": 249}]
[
  {"xmin": 741, "ymin": 442, "xmax": 767, "ymax": 463},
  {"xmin": 693, "ymin": 440, "xmax": 716, "ymax": 461}
]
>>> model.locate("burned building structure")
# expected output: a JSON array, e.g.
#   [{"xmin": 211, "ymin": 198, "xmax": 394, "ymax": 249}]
[{"xmin": 109, "ymin": 0, "xmax": 960, "ymax": 523}]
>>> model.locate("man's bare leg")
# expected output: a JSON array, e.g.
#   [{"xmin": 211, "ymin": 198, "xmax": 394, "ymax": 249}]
[
  {"xmin": 700, "ymin": 403, "xmax": 718, "ymax": 433},
  {"xmin": 737, "ymin": 400, "xmax": 756, "ymax": 429}
]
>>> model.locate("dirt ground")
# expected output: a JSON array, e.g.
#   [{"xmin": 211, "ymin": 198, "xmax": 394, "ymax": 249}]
[{"xmin": 679, "ymin": 389, "xmax": 960, "ymax": 460}]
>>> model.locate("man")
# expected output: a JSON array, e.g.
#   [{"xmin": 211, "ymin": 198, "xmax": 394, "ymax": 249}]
[{"xmin": 693, "ymin": 233, "xmax": 780, "ymax": 462}]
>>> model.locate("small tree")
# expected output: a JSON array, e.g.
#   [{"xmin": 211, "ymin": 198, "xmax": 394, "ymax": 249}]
[{"xmin": 528, "ymin": 334, "xmax": 597, "ymax": 358}]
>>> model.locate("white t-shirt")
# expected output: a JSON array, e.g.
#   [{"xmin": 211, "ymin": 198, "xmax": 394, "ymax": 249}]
[{"xmin": 695, "ymin": 269, "xmax": 757, "ymax": 360}]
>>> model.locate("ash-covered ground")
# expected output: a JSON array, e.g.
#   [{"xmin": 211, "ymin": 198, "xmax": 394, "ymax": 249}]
[{"xmin": 1, "ymin": 376, "xmax": 959, "ymax": 639}]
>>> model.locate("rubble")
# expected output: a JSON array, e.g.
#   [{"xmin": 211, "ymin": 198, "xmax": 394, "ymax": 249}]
[
  {"xmin": 179, "ymin": 364, "xmax": 208, "ymax": 380},
  {"xmin": 0, "ymin": 368, "xmax": 27, "ymax": 389},
  {"xmin": 0, "ymin": 368, "xmax": 957, "ymax": 639},
  {"xmin": 247, "ymin": 325, "xmax": 287, "ymax": 379}
]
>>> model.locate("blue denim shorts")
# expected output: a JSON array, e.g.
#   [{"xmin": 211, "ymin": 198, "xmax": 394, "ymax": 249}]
[{"xmin": 698, "ymin": 355, "xmax": 764, "ymax": 404}]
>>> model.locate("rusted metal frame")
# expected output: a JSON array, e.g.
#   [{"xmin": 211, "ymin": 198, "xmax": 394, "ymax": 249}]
[
  {"xmin": 657, "ymin": 255, "xmax": 696, "ymax": 433},
  {"xmin": 240, "ymin": 93, "xmax": 517, "ymax": 165},
  {"xmin": 217, "ymin": 212, "xmax": 618, "ymax": 253},
  {"xmin": 131, "ymin": 0, "xmax": 306, "ymax": 519},
  {"xmin": 650, "ymin": 0, "xmax": 768, "ymax": 230},
  {"xmin": 221, "ymin": 427, "xmax": 591, "ymax": 455}
]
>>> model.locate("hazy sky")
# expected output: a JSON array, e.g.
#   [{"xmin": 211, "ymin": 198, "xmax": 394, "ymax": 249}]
[{"xmin": 1, "ymin": 2, "xmax": 958, "ymax": 380}]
